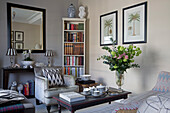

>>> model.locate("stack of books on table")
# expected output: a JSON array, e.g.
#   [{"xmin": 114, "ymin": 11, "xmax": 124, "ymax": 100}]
[{"xmin": 59, "ymin": 92, "xmax": 85, "ymax": 102}]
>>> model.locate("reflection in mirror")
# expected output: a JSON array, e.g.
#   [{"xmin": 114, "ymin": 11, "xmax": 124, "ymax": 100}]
[{"xmin": 7, "ymin": 3, "xmax": 46, "ymax": 53}]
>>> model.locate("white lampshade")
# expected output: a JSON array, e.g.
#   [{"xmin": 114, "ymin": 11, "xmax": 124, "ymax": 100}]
[
  {"xmin": 6, "ymin": 48, "xmax": 17, "ymax": 56},
  {"xmin": 45, "ymin": 50, "xmax": 54, "ymax": 57}
]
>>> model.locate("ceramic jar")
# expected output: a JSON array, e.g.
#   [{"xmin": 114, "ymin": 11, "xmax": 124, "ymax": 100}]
[
  {"xmin": 96, "ymin": 84, "xmax": 106, "ymax": 94},
  {"xmin": 67, "ymin": 4, "xmax": 76, "ymax": 18}
]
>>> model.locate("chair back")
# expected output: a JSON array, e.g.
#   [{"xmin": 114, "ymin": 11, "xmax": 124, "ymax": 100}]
[{"xmin": 152, "ymin": 71, "xmax": 170, "ymax": 92}]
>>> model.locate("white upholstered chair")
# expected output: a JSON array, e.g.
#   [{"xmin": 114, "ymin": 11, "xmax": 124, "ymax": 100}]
[{"xmin": 34, "ymin": 66, "xmax": 79, "ymax": 113}]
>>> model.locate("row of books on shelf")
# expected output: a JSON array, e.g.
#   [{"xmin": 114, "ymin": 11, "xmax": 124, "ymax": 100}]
[
  {"xmin": 64, "ymin": 67, "xmax": 84, "ymax": 77},
  {"xmin": 23, "ymin": 80, "xmax": 35, "ymax": 96},
  {"xmin": 64, "ymin": 56, "xmax": 84, "ymax": 66},
  {"xmin": 64, "ymin": 23, "xmax": 84, "ymax": 30},
  {"xmin": 64, "ymin": 43, "xmax": 84, "ymax": 55},
  {"xmin": 64, "ymin": 32, "xmax": 84, "ymax": 42}
]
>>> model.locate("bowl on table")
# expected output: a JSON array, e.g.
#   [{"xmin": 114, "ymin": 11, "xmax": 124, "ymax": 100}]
[{"xmin": 80, "ymin": 75, "xmax": 91, "ymax": 81}]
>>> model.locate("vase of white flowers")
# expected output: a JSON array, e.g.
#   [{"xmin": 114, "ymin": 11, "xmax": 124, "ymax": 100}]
[{"xmin": 21, "ymin": 50, "xmax": 34, "ymax": 68}]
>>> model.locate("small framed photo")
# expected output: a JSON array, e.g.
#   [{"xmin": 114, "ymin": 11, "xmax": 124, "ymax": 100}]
[
  {"xmin": 123, "ymin": 2, "xmax": 147, "ymax": 44},
  {"xmin": 100, "ymin": 11, "xmax": 118, "ymax": 46},
  {"xmin": 11, "ymin": 31, "xmax": 14, "ymax": 41},
  {"xmin": 15, "ymin": 31, "xmax": 24, "ymax": 41},
  {"xmin": 15, "ymin": 42, "xmax": 24, "ymax": 49}
]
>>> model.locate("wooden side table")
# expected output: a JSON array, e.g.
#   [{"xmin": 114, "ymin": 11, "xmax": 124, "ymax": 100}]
[{"xmin": 2, "ymin": 67, "xmax": 34, "ymax": 89}]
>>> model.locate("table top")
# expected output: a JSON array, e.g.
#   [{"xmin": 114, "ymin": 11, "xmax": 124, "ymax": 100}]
[
  {"xmin": 53, "ymin": 88, "xmax": 131, "ymax": 107},
  {"xmin": 2, "ymin": 67, "xmax": 34, "ymax": 70}
]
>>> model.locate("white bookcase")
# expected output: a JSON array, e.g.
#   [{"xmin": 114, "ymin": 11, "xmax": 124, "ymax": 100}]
[{"xmin": 62, "ymin": 18, "xmax": 86, "ymax": 78}]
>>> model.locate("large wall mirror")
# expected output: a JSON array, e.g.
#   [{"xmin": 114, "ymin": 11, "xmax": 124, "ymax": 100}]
[{"xmin": 7, "ymin": 3, "xmax": 46, "ymax": 53}]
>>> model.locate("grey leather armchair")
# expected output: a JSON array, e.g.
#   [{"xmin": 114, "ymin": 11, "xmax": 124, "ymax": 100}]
[{"xmin": 34, "ymin": 66, "xmax": 79, "ymax": 113}]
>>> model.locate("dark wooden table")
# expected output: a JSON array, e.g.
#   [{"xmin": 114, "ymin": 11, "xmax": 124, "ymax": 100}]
[
  {"xmin": 2, "ymin": 67, "xmax": 34, "ymax": 89},
  {"xmin": 53, "ymin": 88, "xmax": 131, "ymax": 113}
]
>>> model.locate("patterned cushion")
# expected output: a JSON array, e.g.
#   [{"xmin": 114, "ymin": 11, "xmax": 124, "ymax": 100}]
[
  {"xmin": 42, "ymin": 68, "xmax": 64, "ymax": 87},
  {"xmin": 137, "ymin": 92, "xmax": 170, "ymax": 113},
  {"xmin": 152, "ymin": 71, "xmax": 170, "ymax": 92}
]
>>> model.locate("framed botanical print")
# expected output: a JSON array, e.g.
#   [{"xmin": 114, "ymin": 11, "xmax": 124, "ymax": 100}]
[
  {"xmin": 100, "ymin": 11, "xmax": 118, "ymax": 46},
  {"xmin": 123, "ymin": 2, "xmax": 147, "ymax": 44},
  {"xmin": 15, "ymin": 31, "xmax": 24, "ymax": 41},
  {"xmin": 15, "ymin": 42, "xmax": 24, "ymax": 49}
]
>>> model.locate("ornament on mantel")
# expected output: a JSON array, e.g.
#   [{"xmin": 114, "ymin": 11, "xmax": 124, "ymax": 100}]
[
  {"xmin": 67, "ymin": 4, "xmax": 76, "ymax": 18},
  {"xmin": 78, "ymin": 6, "xmax": 86, "ymax": 18}
]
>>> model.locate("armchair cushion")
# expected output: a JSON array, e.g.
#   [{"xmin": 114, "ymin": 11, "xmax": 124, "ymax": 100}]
[
  {"xmin": 152, "ymin": 71, "xmax": 170, "ymax": 92},
  {"xmin": 42, "ymin": 68, "xmax": 64, "ymax": 87}
]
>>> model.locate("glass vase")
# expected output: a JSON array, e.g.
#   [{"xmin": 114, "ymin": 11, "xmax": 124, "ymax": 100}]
[{"xmin": 115, "ymin": 71, "xmax": 124, "ymax": 92}]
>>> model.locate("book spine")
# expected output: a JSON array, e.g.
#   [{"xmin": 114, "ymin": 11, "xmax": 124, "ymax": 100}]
[
  {"xmin": 24, "ymin": 82, "xmax": 29, "ymax": 96},
  {"xmin": 71, "ymin": 24, "xmax": 74, "ymax": 30},
  {"xmin": 70, "ymin": 56, "xmax": 72, "ymax": 66},
  {"xmin": 70, "ymin": 67, "xmax": 72, "ymax": 75},
  {"xmin": 64, "ymin": 67, "xmax": 66, "ymax": 74},
  {"xmin": 64, "ymin": 23, "xmax": 67, "ymax": 30},
  {"xmin": 28, "ymin": 80, "xmax": 35, "ymax": 96},
  {"xmin": 70, "ymin": 43, "xmax": 72, "ymax": 55},
  {"xmin": 66, "ymin": 67, "xmax": 68, "ymax": 75},
  {"xmin": 72, "ymin": 67, "xmax": 75, "ymax": 76},
  {"xmin": 75, "ymin": 67, "xmax": 77, "ymax": 78},
  {"xmin": 67, "ymin": 43, "xmax": 69, "ymax": 55},
  {"xmin": 68, "ymin": 67, "xmax": 70, "ymax": 75},
  {"xmin": 67, "ymin": 23, "xmax": 70, "ymax": 30}
]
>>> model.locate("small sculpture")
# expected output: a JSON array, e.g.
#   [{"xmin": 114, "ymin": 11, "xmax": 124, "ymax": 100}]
[
  {"xmin": 13, "ymin": 63, "xmax": 21, "ymax": 68},
  {"xmin": 67, "ymin": 4, "xmax": 76, "ymax": 18},
  {"xmin": 17, "ymin": 84, "xmax": 24, "ymax": 94},
  {"xmin": 78, "ymin": 6, "xmax": 86, "ymax": 18},
  {"xmin": 10, "ymin": 81, "xmax": 17, "ymax": 91}
]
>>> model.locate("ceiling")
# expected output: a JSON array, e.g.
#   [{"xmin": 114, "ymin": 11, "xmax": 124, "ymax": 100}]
[{"xmin": 12, "ymin": 7, "xmax": 42, "ymax": 25}]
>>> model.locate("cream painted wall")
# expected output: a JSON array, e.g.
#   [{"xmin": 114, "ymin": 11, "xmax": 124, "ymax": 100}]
[
  {"xmin": 78, "ymin": 0, "xmax": 170, "ymax": 94},
  {"xmin": 0, "ymin": 0, "xmax": 78, "ymax": 87}
]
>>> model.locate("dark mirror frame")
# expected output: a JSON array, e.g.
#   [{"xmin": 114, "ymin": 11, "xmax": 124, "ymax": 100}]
[{"xmin": 7, "ymin": 3, "xmax": 46, "ymax": 53}]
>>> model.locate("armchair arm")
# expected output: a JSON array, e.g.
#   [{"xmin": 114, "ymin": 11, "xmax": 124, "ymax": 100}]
[
  {"xmin": 34, "ymin": 67, "xmax": 50, "ymax": 103},
  {"xmin": 35, "ymin": 75, "xmax": 50, "ymax": 103}
]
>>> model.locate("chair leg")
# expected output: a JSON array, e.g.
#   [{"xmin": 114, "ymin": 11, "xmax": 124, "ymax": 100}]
[
  {"xmin": 47, "ymin": 106, "xmax": 51, "ymax": 113},
  {"xmin": 36, "ymin": 98, "xmax": 41, "ymax": 105}
]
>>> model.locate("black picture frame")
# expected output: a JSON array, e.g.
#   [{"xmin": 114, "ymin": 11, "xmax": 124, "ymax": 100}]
[
  {"xmin": 123, "ymin": 2, "xmax": 147, "ymax": 44},
  {"xmin": 100, "ymin": 11, "xmax": 118, "ymax": 46},
  {"xmin": 15, "ymin": 31, "xmax": 24, "ymax": 41},
  {"xmin": 11, "ymin": 42, "xmax": 14, "ymax": 48},
  {"xmin": 11, "ymin": 31, "xmax": 14, "ymax": 41},
  {"xmin": 15, "ymin": 42, "xmax": 24, "ymax": 50}
]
